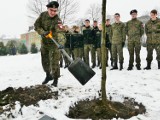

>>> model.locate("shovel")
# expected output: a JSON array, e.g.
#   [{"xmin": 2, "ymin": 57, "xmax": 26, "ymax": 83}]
[{"xmin": 48, "ymin": 33, "xmax": 95, "ymax": 85}]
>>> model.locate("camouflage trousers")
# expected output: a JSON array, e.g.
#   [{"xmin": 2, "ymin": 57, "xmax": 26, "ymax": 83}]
[
  {"xmin": 63, "ymin": 48, "xmax": 72, "ymax": 65},
  {"xmin": 111, "ymin": 44, "xmax": 124, "ymax": 63},
  {"xmin": 146, "ymin": 44, "xmax": 160, "ymax": 63},
  {"xmin": 60, "ymin": 52, "xmax": 63, "ymax": 65},
  {"xmin": 96, "ymin": 47, "xmax": 111, "ymax": 66},
  {"xmin": 73, "ymin": 48, "xmax": 83, "ymax": 60},
  {"xmin": 106, "ymin": 47, "xmax": 113, "ymax": 65},
  {"xmin": 128, "ymin": 41, "xmax": 141, "ymax": 67},
  {"xmin": 84, "ymin": 44, "xmax": 96, "ymax": 66},
  {"xmin": 41, "ymin": 45, "xmax": 60, "ymax": 79},
  {"xmin": 96, "ymin": 48, "xmax": 101, "ymax": 65}
]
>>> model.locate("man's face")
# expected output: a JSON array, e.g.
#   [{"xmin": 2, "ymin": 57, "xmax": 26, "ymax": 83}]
[
  {"xmin": 131, "ymin": 13, "xmax": 137, "ymax": 19},
  {"xmin": 105, "ymin": 20, "xmax": 110, "ymax": 25},
  {"xmin": 85, "ymin": 21, "xmax": 90, "ymax": 27},
  {"xmin": 47, "ymin": 8, "xmax": 58, "ymax": 17},
  {"xmin": 98, "ymin": 24, "xmax": 102, "ymax": 30},
  {"xmin": 114, "ymin": 15, "xmax": 120, "ymax": 22},
  {"xmin": 150, "ymin": 13, "xmax": 157, "ymax": 20},
  {"xmin": 93, "ymin": 22, "xmax": 98, "ymax": 27}
]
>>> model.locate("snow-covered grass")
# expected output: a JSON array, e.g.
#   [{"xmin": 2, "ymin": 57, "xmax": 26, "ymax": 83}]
[{"xmin": 0, "ymin": 47, "xmax": 160, "ymax": 120}]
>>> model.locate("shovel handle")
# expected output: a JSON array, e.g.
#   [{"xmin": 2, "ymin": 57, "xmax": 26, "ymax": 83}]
[{"xmin": 48, "ymin": 34, "xmax": 73, "ymax": 63}]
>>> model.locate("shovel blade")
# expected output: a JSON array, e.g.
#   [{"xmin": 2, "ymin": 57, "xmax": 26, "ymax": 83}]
[{"xmin": 68, "ymin": 58, "xmax": 95, "ymax": 85}]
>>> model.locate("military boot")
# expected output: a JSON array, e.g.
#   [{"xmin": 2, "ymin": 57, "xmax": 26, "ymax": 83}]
[
  {"xmin": 111, "ymin": 61, "xmax": 113, "ymax": 67},
  {"xmin": 158, "ymin": 61, "xmax": 160, "ymax": 69},
  {"xmin": 136, "ymin": 65, "xmax": 141, "ymax": 70},
  {"xmin": 42, "ymin": 73, "xmax": 53, "ymax": 84},
  {"xmin": 64, "ymin": 64, "xmax": 69, "ymax": 69},
  {"xmin": 92, "ymin": 63, "xmax": 96, "ymax": 68},
  {"xmin": 51, "ymin": 79, "xmax": 58, "ymax": 87},
  {"xmin": 119, "ymin": 63, "xmax": 123, "ymax": 71},
  {"xmin": 110, "ymin": 62, "xmax": 118, "ymax": 70},
  {"xmin": 99, "ymin": 64, "xmax": 102, "ymax": 69},
  {"xmin": 144, "ymin": 62, "xmax": 151, "ymax": 70},
  {"xmin": 127, "ymin": 66, "xmax": 133, "ymax": 71}
]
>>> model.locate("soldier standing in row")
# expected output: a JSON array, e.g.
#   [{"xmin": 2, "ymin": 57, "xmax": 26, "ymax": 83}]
[
  {"xmin": 126, "ymin": 9, "xmax": 144, "ymax": 70},
  {"xmin": 94, "ymin": 24, "xmax": 102, "ymax": 69},
  {"xmin": 34, "ymin": 1, "xmax": 66, "ymax": 87},
  {"xmin": 82, "ymin": 19, "xmax": 95, "ymax": 68},
  {"xmin": 110, "ymin": 13, "xmax": 126, "ymax": 70},
  {"xmin": 92, "ymin": 20, "xmax": 99, "ymax": 68},
  {"xmin": 144, "ymin": 9, "xmax": 160, "ymax": 70},
  {"xmin": 71, "ymin": 26, "xmax": 84, "ymax": 59},
  {"xmin": 105, "ymin": 19, "xmax": 113, "ymax": 67},
  {"xmin": 63, "ymin": 25, "xmax": 72, "ymax": 68}
]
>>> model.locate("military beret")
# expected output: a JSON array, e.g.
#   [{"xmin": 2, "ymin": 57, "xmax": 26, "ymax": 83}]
[
  {"xmin": 46, "ymin": 1, "xmax": 59, "ymax": 8},
  {"xmin": 130, "ymin": 9, "xmax": 138, "ymax": 14}
]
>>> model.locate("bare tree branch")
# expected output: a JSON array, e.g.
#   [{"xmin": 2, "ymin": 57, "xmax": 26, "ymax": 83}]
[{"xmin": 27, "ymin": 0, "xmax": 79, "ymax": 25}]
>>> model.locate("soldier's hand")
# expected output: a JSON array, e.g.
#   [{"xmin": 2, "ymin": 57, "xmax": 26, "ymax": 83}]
[
  {"xmin": 58, "ymin": 45, "xmax": 64, "ymax": 49},
  {"xmin": 41, "ymin": 31, "xmax": 50, "ymax": 38}
]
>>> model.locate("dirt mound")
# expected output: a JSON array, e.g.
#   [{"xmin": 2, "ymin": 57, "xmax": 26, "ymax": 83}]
[
  {"xmin": 0, "ymin": 85, "xmax": 55, "ymax": 107},
  {"xmin": 67, "ymin": 98, "xmax": 146, "ymax": 119}
]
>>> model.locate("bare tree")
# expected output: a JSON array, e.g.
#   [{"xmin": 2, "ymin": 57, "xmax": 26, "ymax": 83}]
[
  {"xmin": 86, "ymin": 4, "xmax": 102, "ymax": 22},
  {"xmin": 27, "ymin": 0, "xmax": 46, "ymax": 21},
  {"xmin": 27, "ymin": 0, "xmax": 79, "ymax": 25},
  {"xmin": 57, "ymin": 0, "xmax": 79, "ymax": 24}
]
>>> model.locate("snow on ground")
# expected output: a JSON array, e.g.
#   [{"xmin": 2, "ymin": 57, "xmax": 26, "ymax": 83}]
[{"xmin": 0, "ymin": 47, "xmax": 160, "ymax": 120}]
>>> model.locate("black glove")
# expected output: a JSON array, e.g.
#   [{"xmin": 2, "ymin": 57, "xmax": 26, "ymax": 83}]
[
  {"xmin": 122, "ymin": 42, "xmax": 125, "ymax": 47},
  {"xmin": 58, "ymin": 45, "xmax": 64, "ymax": 49},
  {"xmin": 41, "ymin": 31, "xmax": 50, "ymax": 38}
]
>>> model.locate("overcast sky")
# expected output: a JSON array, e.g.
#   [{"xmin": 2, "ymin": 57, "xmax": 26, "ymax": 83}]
[{"xmin": 0, "ymin": 0, "xmax": 160, "ymax": 38}]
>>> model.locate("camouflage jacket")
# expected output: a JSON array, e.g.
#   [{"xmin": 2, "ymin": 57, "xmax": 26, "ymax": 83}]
[
  {"xmin": 82, "ymin": 26, "xmax": 94, "ymax": 44},
  {"xmin": 126, "ymin": 18, "xmax": 144, "ymax": 41},
  {"xmin": 34, "ymin": 11, "xmax": 66, "ymax": 48},
  {"xmin": 145, "ymin": 18, "xmax": 160, "ymax": 44},
  {"xmin": 110, "ymin": 22, "xmax": 126, "ymax": 44},
  {"xmin": 95, "ymin": 30, "xmax": 102, "ymax": 48},
  {"xmin": 106, "ymin": 25, "xmax": 112, "ymax": 43},
  {"xmin": 92, "ymin": 26, "xmax": 100, "ymax": 46},
  {"xmin": 71, "ymin": 31, "xmax": 84, "ymax": 49}
]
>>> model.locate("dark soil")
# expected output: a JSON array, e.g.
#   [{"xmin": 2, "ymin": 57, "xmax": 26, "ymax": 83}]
[
  {"xmin": 0, "ymin": 85, "xmax": 56, "ymax": 114},
  {"xmin": 67, "ymin": 98, "xmax": 146, "ymax": 119}
]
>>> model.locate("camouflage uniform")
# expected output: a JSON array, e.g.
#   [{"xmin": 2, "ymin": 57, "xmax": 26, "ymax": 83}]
[
  {"xmin": 63, "ymin": 31, "xmax": 72, "ymax": 67},
  {"xmin": 71, "ymin": 31, "xmax": 84, "ymax": 59},
  {"xmin": 110, "ymin": 22, "xmax": 126, "ymax": 67},
  {"xmin": 94, "ymin": 30, "xmax": 102, "ymax": 67},
  {"xmin": 106, "ymin": 24, "xmax": 113, "ymax": 66},
  {"xmin": 82, "ymin": 26, "xmax": 95, "ymax": 66},
  {"xmin": 145, "ymin": 18, "xmax": 160, "ymax": 68},
  {"xmin": 34, "ymin": 11, "xmax": 66, "ymax": 80},
  {"xmin": 126, "ymin": 18, "xmax": 144, "ymax": 69}
]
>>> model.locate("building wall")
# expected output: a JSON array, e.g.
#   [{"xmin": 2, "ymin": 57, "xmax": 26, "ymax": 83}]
[{"xmin": 20, "ymin": 31, "xmax": 41, "ymax": 50}]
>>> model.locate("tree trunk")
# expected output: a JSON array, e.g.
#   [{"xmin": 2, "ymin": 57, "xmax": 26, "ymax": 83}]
[{"xmin": 101, "ymin": 0, "xmax": 107, "ymax": 103}]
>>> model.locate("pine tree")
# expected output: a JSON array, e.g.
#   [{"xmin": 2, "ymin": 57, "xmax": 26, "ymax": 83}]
[
  {"xmin": 30, "ymin": 43, "xmax": 38, "ymax": 54},
  {"xmin": 6, "ymin": 41, "xmax": 17, "ymax": 55},
  {"xmin": 0, "ymin": 42, "xmax": 7, "ymax": 56},
  {"xmin": 18, "ymin": 43, "xmax": 28, "ymax": 54}
]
